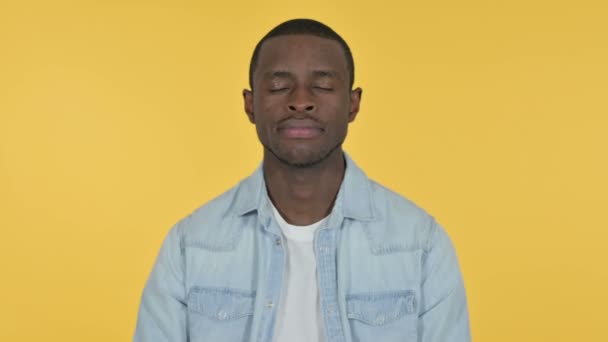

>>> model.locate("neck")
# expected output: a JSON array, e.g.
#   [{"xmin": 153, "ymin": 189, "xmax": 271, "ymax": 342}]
[{"xmin": 263, "ymin": 149, "xmax": 345, "ymax": 226}]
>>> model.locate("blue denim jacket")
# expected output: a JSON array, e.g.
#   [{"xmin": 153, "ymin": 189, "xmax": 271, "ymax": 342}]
[{"xmin": 134, "ymin": 154, "xmax": 470, "ymax": 342}]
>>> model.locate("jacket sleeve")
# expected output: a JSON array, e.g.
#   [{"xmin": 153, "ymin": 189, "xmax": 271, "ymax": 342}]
[
  {"xmin": 418, "ymin": 220, "xmax": 471, "ymax": 342},
  {"xmin": 134, "ymin": 223, "xmax": 188, "ymax": 342}
]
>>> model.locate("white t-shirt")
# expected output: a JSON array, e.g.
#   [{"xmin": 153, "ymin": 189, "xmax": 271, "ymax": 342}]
[{"xmin": 271, "ymin": 204, "xmax": 328, "ymax": 342}]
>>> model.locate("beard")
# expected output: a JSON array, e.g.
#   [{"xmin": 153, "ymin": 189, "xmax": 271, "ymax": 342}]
[{"xmin": 262, "ymin": 138, "xmax": 344, "ymax": 169}]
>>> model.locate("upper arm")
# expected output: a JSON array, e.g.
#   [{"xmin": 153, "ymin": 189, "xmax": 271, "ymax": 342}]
[
  {"xmin": 418, "ymin": 220, "xmax": 471, "ymax": 342},
  {"xmin": 134, "ymin": 223, "xmax": 188, "ymax": 342}
]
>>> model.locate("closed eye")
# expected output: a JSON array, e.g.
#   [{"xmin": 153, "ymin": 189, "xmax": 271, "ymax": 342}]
[
  {"xmin": 269, "ymin": 87, "xmax": 289, "ymax": 93},
  {"xmin": 314, "ymin": 86, "xmax": 333, "ymax": 91}
]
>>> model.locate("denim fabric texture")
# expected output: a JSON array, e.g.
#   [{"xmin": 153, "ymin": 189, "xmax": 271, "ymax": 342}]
[{"xmin": 134, "ymin": 154, "xmax": 471, "ymax": 342}]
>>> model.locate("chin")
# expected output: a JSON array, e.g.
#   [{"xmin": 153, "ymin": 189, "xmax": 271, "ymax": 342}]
[
  {"xmin": 281, "ymin": 152, "xmax": 324, "ymax": 168},
  {"xmin": 278, "ymin": 146, "xmax": 342, "ymax": 169},
  {"xmin": 265, "ymin": 146, "xmax": 319, "ymax": 168},
  {"xmin": 263, "ymin": 140, "xmax": 343, "ymax": 169}
]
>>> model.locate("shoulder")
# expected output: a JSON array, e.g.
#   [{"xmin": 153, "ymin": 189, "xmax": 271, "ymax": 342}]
[
  {"xmin": 369, "ymin": 179, "xmax": 430, "ymax": 222},
  {"xmin": 364, "ymin": 178, "xmax": 441, "ymax": 253},
  {"xmin": 171, "ymin": 181, "xmax": 247, "ymax": 251}
]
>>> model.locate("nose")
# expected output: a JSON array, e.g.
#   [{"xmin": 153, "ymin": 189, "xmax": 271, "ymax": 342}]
[{"xmin": 287, "ymin": 88, "xmax": 316, "ymax": 113}]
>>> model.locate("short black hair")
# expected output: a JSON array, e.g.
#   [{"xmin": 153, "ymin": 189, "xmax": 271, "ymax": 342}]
[{"xmin": 249, "ymin": 18, "xmax": 355, "ymax": 90}]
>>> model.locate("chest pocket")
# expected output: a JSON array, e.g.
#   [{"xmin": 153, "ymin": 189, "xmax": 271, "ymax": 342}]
[
  {"xmin": 187, "ymin": 287, "xmax": 255, "ymax": 342},
  {"xmin": 346, "ymin": 290, "xmax": 418, "ymax": 342}
]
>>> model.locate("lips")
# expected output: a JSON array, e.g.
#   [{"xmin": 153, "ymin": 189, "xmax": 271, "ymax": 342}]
[{"xmin": 277, "ymin": 118, "xmax": 323, "ymax": 139}]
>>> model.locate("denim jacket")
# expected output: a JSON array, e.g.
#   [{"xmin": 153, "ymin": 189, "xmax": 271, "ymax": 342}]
[{"xmin": 134, "ymin": 154, "xmax": 471, "ymax": 342}]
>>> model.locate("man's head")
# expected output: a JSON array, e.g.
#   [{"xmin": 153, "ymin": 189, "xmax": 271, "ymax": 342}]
[
  {"xmin": 243, "ymin": 19, "xmax": 362, "ymax": 168},
  {"xmin": 249, "ymin": 19, "xmax": 355, "ymax": 91}
]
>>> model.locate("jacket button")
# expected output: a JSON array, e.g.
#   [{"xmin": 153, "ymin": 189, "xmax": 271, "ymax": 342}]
[{"xmin": 275, "ymin": 237, "xmax": 281, "ymax": 246}]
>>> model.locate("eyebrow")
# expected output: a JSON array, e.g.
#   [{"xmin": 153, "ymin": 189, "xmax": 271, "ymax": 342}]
[
  {"xmin": 312, "ymin": 70, "xmax": 340, "ymax": 79},
  {"xmin": 263, "ymin": 70, "xmax": 294, "ymax": 80},
  {"xmin": 262, "ymin": 70, "xmax": 341, "ymax": 80}
]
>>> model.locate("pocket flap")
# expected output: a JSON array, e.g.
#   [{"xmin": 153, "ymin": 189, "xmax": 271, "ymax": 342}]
[
  {"xmin": 188, "ymin": 287, "xmax": 255, "ymax": 321},
  {"xmin": 346, "ymin": 290, "xmax": 416, "ymax": 326}
]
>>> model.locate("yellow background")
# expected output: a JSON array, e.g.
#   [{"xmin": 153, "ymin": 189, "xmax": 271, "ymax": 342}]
[{"xmin": 1, "ymin": 0, "xmax": 607, "ymax": 340}]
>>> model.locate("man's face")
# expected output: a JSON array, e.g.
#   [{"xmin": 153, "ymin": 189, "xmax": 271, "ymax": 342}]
[{"xmin": 244, "ymin": 34, "xmax": 361, "ymax": 168}]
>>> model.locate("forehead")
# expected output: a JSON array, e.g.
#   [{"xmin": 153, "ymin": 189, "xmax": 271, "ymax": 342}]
[{"xmin": 255, "ymin": 34, "xmax": 348, "ymax": 75}]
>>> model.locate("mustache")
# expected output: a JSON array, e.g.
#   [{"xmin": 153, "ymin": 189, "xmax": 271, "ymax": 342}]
[{"xmin": 277, "ymin": 114, "xmax": 322, "ymax": 125}]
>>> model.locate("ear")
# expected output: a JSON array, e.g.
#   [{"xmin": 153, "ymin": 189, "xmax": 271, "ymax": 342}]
[
  {"xmin": 348, "ymin": 87, "xmax": 362, "ymax": 123},
  {"xmin": 243, "ymin": 89, "xmax": 255, "ymax": 123}
]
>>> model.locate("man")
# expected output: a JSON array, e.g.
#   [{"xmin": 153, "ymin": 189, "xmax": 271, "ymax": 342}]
[{"xmin": 134, "ymin": 19, "xmax": 470, "ymax": 342}]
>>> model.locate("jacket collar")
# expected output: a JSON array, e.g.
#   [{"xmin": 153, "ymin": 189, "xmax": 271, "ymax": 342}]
[{"xmin": 230, "ymin": 152, "xmax": 375, "ymax": 222}]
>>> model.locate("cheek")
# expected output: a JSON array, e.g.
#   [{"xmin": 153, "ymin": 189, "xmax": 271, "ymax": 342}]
[
  {"xmin": 252, "ymin": 103, "xmax": 278, "ymax": 139},
  {"xmin": 254, "ymin": 94, "xmax": 283, "ymax": 112},
  {"xmin": 325, "ymin": 93, "xmax": 351, "ymax": 111},
  {"xmin": 329, "ymin": 101, "xmax": 353, "ymax": 131},
  {"xmin": 327, "ymin": 100, "xmax": 352, "ymax": 122}
]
